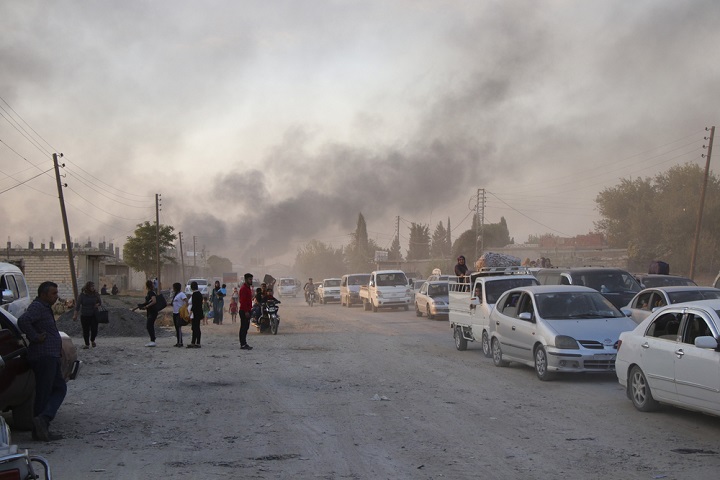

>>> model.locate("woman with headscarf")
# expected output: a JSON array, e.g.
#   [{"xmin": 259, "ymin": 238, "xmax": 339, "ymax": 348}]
[
  {"xmin": 73, "ymin": 281, "xmax": 101, "ymax": 349},
  {"xmin": 454, "ymin": 255, "xmax": 469, "ymax": 278}
]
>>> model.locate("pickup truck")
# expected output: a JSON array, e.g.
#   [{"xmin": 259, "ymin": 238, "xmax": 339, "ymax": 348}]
[
  {"xmin": 318, "ymin": 278, "xmax": 341, "ymax": 304},
  {"xmin": 359, "ymin": 270, "xmax": 412, "ymax": 312},
  {"xmin": 449, "ymin": 267, "xmax": 539, "ymax": 356}
]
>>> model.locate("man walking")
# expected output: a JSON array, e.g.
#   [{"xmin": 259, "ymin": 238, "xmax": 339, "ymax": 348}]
[
  {"xmin": 17, "ymin": 281, "xmax": 67, "ymax": 441},
  {"xmin": 238, "ymin": 273, "xmax": 254, "ymax": 350}
]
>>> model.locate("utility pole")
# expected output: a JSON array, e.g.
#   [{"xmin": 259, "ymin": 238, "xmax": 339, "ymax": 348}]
[
  {"xmin": 179, "ymin": 231, "xmax": 186, "ymax": 282},
  {"xmin": 155, "ymin": 193, "xmax": 161, "ymax": 291},
  {"xmin": 474, "ymin": 189, "xmax": 480, "ymax": 261},
  {"xmin": 193, "ymin": 236, "xmax": 197, "ymax": 268},
  {"xmin": 474, "ymin": 188, "xmax": 486, "ymax": 261},
  {"xmin": 53, "ymin": 153, "xmax": 78, "ymax": 300},
  {"xmin": 689, "ymin": 126, "xmax": 715, "ymax": 280},
  {"xmin": 479, "ymin": 188, "xmax": 486, "ymax": 255}
]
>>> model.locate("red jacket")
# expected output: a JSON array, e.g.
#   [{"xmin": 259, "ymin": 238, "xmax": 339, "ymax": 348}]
[{"xmin": 239, "ymin": 283, "xmax": 253, "ymax": 312}]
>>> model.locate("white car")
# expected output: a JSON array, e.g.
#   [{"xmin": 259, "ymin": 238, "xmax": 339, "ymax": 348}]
[
  {"xmin": 185, "ymin": 278, "xmax": 209, "ymax": 298},
  {"xmin": 489, "ymin": 285, "xmax": 636, "ymax": 380},
  {"xmin": 318, "ymin": 278, "xmax": 341, "ymax": 304},
  {"xmin": 624, "ymin": 286, "xmax": 720, "ymax": 324},
  {"xmin": 414, "ymin": 281, "xmax": 449, "ymax": 319},
  {"xmin": 616, "ymin": 299, "xmax": 720, "ymax": 416}
]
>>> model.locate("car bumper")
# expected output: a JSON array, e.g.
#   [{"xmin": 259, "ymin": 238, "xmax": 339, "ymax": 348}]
[
  {"xmin": 322, "ymin": 294, "xmax": 340, "ymax": 302},
  {"xmin": 377, "ymin": 298, "xmax": 411, "ymax": 306},
  {"xmin": 546, "ymin": 349, "xmax": 617, "ymax": 373},
  {"xmin": 429, "ymin": 306, "xmax": 449, "ymax": 317}
]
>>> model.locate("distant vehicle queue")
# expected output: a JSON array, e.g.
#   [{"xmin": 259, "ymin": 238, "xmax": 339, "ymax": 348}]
[{"xmin": 295, "ymin": 253, "xmax": 720, "ymax": 419}]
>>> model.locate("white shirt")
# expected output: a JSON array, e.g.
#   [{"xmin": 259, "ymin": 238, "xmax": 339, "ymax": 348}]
[{"xmin": 172, "ymin": 291, "xmax": 187, "ymax": 314}]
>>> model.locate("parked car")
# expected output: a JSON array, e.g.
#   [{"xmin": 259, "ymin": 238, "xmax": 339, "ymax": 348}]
[
  {"xmin": 0, "ymin": 262, "xmax": 31, "ymax": 318},
  {"xmin": 414, "ymin": 281, "xmax": 449, "ymax": 319},
  {"xmin": 185, "ymin": 278, "xmax": 209, "ymax": 298},
  {"xmin": 0, "ymin": 307, "xmax": 79, "ymax": 430},
  {"xmin": 488, "ymin": 285, "xmax": 636, "ymax": 380},
  {"xmin": 615, "ymin": 299, "xmax": 720, "ymax": 416},
  {"xmin": 534, "ymin": 267, "xmax": 642, "ymax": 309},
  {"xmin": 340, "ymin": 274, "xmax": 370, "ymax": 307},
  {"xmin": 625, "ymin": 286, "xmax": 720, "ymax": 324},
  {"xmin": 633, "ymin": 274, "xmax": 697, "ymax": 288}
]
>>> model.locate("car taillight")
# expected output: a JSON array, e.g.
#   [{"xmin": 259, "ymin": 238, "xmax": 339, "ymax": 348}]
[{"xmin": 0, "ymin": 469, "xmax": 23, "ymax": 480}]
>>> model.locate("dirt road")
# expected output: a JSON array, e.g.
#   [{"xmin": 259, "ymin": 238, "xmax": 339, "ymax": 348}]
[{"xmin": 13, "ymin": 296, "xmax": 720, "ymax": 479}]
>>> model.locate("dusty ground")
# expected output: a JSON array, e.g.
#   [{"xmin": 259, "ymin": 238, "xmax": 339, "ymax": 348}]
[{"xmin": 7, "ymin": 294, "xmax": 720, "ymax": 479}]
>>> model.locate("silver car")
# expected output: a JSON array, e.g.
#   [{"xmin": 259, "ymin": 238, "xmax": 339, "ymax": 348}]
[
  {"xmin": 625, "ymin": 286, "xmax": 720, "ymax": 324},
  {"xmin": 489, "ymin": 285, "xmax": 636, "ymax": 380},
  {"xmin": 414, "ymin": 281, "xmax": 449, "ymax": 319}
]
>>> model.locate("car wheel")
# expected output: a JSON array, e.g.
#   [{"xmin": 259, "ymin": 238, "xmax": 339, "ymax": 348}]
[
  {"xmin": 415, "ymin": 303, "xmax": 423, "ymax": 317},
  {"xmin": 372, "ymin": 301, "xmax": 378, "ymax": 312},
  {"xmin": 534, "ymin": 346, "xmax": 555, "ymax": 381},
  {"xmin": 426, "ymin": 305, "xmax": 434, "ymax": 320},
  {"xmin": 481, "ymin": 331, "xmax": 492, "ymax": 358},
  {"xmin": 11, "ymin": 395, "xmax": 34, "ymax": 431},
  {"xmin": 454, "ymin": 326, "xmax": 467, "ymax": 351},
  {"xmin": 492, "ymin": 338, "xmax": 508, "ymax": 367},
  {"xmin": 629, "ymin": 366, "xmax": 659, "ymax": 412}
]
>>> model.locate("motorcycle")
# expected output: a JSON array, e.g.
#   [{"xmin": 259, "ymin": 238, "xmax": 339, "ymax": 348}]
[
  {"xmin": 306, "ymin": 290, "xmax": 316, "ymax": 307},
  {"xmin": 0, "ymin": 348, "xmax": 53, "ymax": 480},
  {"xmin": 256, "ymin": 300, "xmax": 280, "ymax": 335}
]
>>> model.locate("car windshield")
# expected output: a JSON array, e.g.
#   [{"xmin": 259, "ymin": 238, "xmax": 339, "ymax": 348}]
[
  {"xmin": 427, "ymin": 284, "xmax": 448, "ymax": 296},
  {"xmin": 486, "ymin": 278, "xmax": 539, "ymax": 304},
  {"xmin": 195, "ymin": 280, "xmax": 208, "ymax": 286},
  {"xmin": 668, "ymin": 290, "xmax": 720, "ymax": 303},
  {"xmin": 577, "ymin": 272, "xmax": 641, "ymax": 293},
  {"xmin": 642, "ymin": 276, "xmax": 697, "ymax": 287},
  {"xmin": 325, "ymin": 280, "xmax": 341, "ymax": 287},
  {"xmin": 350, "ymin": 275, "xmax": 370, "ymax": 286},
  {"xmin": 536, "ymin": 292, "xmax": 623, "ymax": 319},
  {"xmin": 377, "ymin": 273, "xmax": 408, "ymax": 287},
  {"xmin": 281, "ymin": 279, "xmax": 294, "ymax": 286}
]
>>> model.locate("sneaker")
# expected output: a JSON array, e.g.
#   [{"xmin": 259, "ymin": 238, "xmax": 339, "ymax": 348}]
[
  {"xmin": 195, "ymin": 344, "xmax": 201, "ymax": 348},
  {"xmin": 92, "ymin": 341, "xmax": 97, "ymax": 348},
  {"xmin": 240, "ymin": 344, "xmax": 253, "ymax": 350},
  {"xmin": 145, "ymin": 341, "xmax": 157, "ymax": 347}
]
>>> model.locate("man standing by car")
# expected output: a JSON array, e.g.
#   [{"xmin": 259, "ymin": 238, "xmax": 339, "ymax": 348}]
[
  {"xmin": 238, "ymin": 273, "xmax": 253, "ymax": 350},
  {"xmin": 17, "ymin": 281, "xmax": 66, "ymax": 442}
]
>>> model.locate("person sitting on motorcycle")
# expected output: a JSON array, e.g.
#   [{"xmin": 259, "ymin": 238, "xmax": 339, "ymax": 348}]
[
  {"xmin": 304, "ymin": 278, "xmax": 315, "ymax": 302},
  {"xmin": 250, "ymin": 287, "xmax": 263, "ymax": 325}
]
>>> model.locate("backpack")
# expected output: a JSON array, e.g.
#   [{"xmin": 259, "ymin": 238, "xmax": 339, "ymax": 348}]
[{"xmin": 154, "ymin": 292, "xmax": 168, "ymax": 311}]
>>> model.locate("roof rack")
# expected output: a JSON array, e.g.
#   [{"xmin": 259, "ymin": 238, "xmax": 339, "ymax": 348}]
[{"xmin": 472, "ymin": 266, "xmax": 531, "ymax": 277}]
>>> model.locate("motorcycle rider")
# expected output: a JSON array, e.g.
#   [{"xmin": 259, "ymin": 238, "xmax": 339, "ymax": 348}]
[{"xmin": 304, "ymin": 278, "xmax": 315, "ymax": 303}]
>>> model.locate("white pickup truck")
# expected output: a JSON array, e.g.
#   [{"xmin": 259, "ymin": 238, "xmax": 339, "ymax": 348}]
[
  {"xmin": 449, "ymin": 267, "xmax": 539, "ymax": 356},
  {"xmin": 359, "ymin": 270, "xmax": 412, "ymax": 312}
]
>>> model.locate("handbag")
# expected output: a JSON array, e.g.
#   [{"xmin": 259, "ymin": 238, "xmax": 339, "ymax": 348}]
[
  {"xmin": 178, "ymin": 304, "xmax": 190, "ymax": 326},
  {"xmin": 95, "ymin": 306, "xmax": 109, "ymax": 324}
]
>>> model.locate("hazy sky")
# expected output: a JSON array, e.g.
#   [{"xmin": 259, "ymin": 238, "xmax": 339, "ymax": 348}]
[{"xmin": 1, "ymin": 0, "xmax": 719, "ymax": 266}]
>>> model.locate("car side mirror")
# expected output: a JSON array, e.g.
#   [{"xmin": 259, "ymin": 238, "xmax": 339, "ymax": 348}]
[
  {"xmin": 694, "ymin": 336, "xmax": 719, "ymax": 350},
  {"xmin": 1, "ymin": 289, "xmax": 14, "ymax": 303},
  {"xmin": 518, "ymin": 312, "xmax": 533, "ymax": 321},
  {"xmin": 621, "ymin": 308, "xmax": 632, "ymax": 317}
]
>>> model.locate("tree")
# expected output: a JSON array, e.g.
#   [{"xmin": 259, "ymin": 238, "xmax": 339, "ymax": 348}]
[
  {"xmin": 207, "ymin": 255, "xmax": 232, "ymax": 277},
  {"xmin": 295, "ymin": 240, "xmax": 346, "ymax": 280},
  {"xmin": 123, "ymin": 221, "xmax": 177, "ymax": 279},
  {"xmin": 406, "ymin": 223, "xmax": 430, "ymax": 260},
  {"xmin": 452, "ymin": 216, "xmax": 513, "ymax": 264},
  {"xmin": 483, "ymin": 217, "xmax": 512, "ymax": 248},
  {"xmin": 595, "ymin": 163, "xmax": 720, "ymax": 274},
  {"xmin": 389, "ymin": 235, "xmax": 403, "ymax": 261},
  {"xmin": 346, "ymin": 213, "xmax": 374, "ymax": 272},
  {"xmin": 430, "ymin": 221, "xmax": 449, "ymax": 259}
]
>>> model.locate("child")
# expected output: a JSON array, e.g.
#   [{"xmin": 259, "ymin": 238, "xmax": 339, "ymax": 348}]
[
  {"xmin": 250, "ymin": 287, "xmax": 263, "ymax": 325},
  {"xmin": 229, "ymin": 298, "xmax": 238, "ymax": 323},
  {"xmin": 202, "ymin": 298, "xmax": 210, "ymax": 325}
]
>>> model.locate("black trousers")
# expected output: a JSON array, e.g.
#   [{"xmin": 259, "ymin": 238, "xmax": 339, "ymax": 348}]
[
  {"xmin": 191, "ymin": 316, "xmax": 202, "ymax": 345},
  {"xmin": 239, "ymin": 310, "xmax": 250, "ymax": 345},
  {"xmin": 80, "ymin": 314, "xmax": 98, "ymax": 346},
  {"xmin": 146, "ymin": 309, "xmax": 158, "ymax": 342}
]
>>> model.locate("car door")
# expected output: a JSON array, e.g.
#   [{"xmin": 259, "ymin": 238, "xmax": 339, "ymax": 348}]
[
  {"xmin": 417, "ymin": 283, "xmax": 429, "ymax": 311},
  {"xmin": 637, "ymin": 310, "xmax": 683, "ymax": 403},
  {"xmin": 630, "ymin": 290, "xmax": 654, "ymax": 323},
  {"xmin": 493, "ymin": 290, "xmax": 524, "ymax": 359},
  {"xmin": 469, "ymin": 281, "xmax": 485, "ymax": 330},
  {"xmin": 510, "ymin": 293, "xmax": 537, "ymax": 363},
  {"xmin": 674, "ymin": 311, "xmax": 720, "ymax": 413}
]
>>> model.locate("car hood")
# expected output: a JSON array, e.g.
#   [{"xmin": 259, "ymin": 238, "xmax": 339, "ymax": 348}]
[
  {"xmin": 601, "ymin": 292, "xmax": 638, "ymax": 309},
  {"xmin": 543, "ymin": 317, "xmax": 637, "ymax": 341},
  {"xmin": 428, "ymin": 295, "xmax": 449, "ymax": 303}
]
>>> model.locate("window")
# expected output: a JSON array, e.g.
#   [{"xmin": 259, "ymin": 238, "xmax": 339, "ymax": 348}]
[
  {"xmin": 681, "ymin": 314, "xmax": 712, "ymax": 345},
  {"xmin": 500, "ymin": 291, "xmax": 522, "ymax": 317},
  {"xmin": 516, "ymin": 294, "xmax": 535, "ymax": 320},
  {"xmin": 13, "ymin": 275, "xmax": 27, "ymax": 299},
  {"xmin": 645, "ymin": 312, "xmax": 683, "ymax": 339},
  {"xmin": 634, "ymin": 291, "xmax": 653, "ymax": 310}
]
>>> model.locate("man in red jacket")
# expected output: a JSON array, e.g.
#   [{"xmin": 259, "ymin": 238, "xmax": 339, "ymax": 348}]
[{"xmin": 238, "ymin": 273, "xmax": 254, "ymax": 350}]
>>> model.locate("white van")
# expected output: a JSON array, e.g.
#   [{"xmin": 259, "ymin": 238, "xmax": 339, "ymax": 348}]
[
  {"xmin": 0, "ymin": 262, "xmax": 31, "ymax": 318},
  {"xmin": 279, "ymin": 278, "xmax": 299, "ymax": 297}
]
